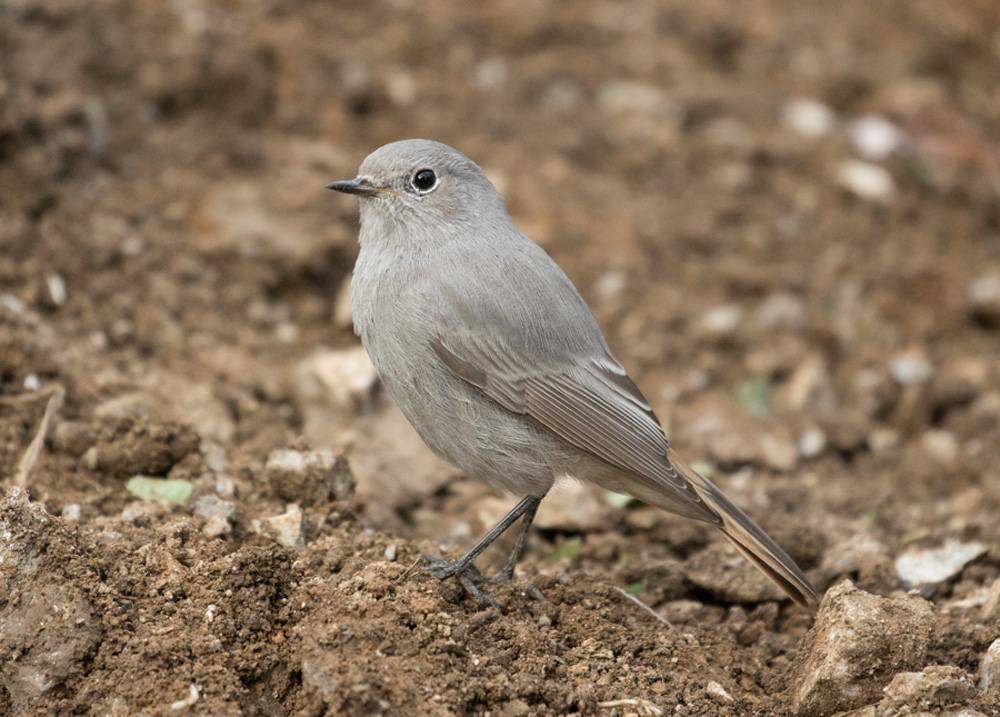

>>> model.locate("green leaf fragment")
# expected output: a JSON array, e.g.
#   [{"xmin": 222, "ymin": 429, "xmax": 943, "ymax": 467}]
[
  {"xmin": 125, "ymin": 476, "xmax": 192, "ymax": 505},
  {"xmin": 625, "ymin": 581, "xmax": 644, "ymax": 596},
  {"xmin": 736, "ymin": 378, "xmax": 772, "ymax": 416},
  {"xmin": 546, "ymin": 536, "xmax": 582, "ymax": 564},
  {"xmin": 689, "ymin": 460, "xmax": 714, "ymax": 478},
  {"xmin": 605, "ymin": 491, "xmax": 638, "ymax": 509}
]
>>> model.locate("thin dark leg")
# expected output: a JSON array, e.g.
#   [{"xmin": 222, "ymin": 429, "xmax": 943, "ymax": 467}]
[
  {"xmin": 493, "ymin": 496, "xmax": 540, "ymax": 582},
  {"xmin": 424, "ymin": 494, "xmax": 544, "ymax": 609}
]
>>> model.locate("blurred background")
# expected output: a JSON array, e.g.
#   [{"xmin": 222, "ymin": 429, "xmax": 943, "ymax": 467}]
[{"xmin": 2, "ymin": 1, "xmax": 1000, "ymax": 714}]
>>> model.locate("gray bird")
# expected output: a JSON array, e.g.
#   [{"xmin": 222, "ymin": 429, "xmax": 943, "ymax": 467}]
[{"xmin": 328, "ymin": 139, "xmax": 818, "ymax": 609}]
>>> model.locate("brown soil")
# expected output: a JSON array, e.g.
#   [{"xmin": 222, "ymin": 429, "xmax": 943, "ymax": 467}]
[{"xmin": 2, "ymin": 1, "xmax": 1000, "ymax": 715}]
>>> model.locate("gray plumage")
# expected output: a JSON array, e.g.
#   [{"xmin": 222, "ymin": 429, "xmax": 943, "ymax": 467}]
[{"xmin": 328, "ymin": 139, "xmax": 818, "ymax": 608}]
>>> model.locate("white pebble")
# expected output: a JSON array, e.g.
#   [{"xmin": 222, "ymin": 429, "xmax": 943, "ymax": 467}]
[
  {"xmin": 46, "ymin": 273, "xmax": 67, "ymax": 306},
  {"xmin": 783, "ymin": 99, "xmax": 836, "ymax": 138},
  {"xmin": 850, "ymin": 115, "xmax": 904, "ymax": 160},
  {"xmin": 895, "ymin": 539, "xmax": 987, "ymax": 597},
  {"xmin": 891, "ymin": 350, "xmax": 933, "ymax": 385},
  {"xmin": 798, "ymin": 427, "xmax": 827, "ymax": 459},
  {"xmin": 837, "ymin": 160, "xmax": 896, "ymax": 203},
  {"xmin": 706, "ymin": 681, "xmax": 734, "ymax": 704},
  {"xmin": 595, "ymin": 269, "xmax": 626, "ymax": 303},
  {"xmin": 699, "ymin": 304, "xmax": 743, "ymax": 337},
  {"xmin": 921, "ymin": 429, "xmax": 958, "ymax": 464}
]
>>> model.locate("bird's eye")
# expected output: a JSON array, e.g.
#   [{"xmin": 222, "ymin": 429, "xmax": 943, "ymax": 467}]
[{"xmin": 412, "ymin": 169, "xmax": 437, "ymax": 192}]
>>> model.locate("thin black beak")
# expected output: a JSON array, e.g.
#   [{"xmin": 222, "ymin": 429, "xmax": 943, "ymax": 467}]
[{"xmin": 326, "ymin": 178, "xmax": 380, "ymax": 196}]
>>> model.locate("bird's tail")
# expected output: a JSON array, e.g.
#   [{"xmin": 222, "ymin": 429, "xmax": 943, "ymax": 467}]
[{"xmin": 668, "ymin": 448, "xmax": 820, "ymax": 607}]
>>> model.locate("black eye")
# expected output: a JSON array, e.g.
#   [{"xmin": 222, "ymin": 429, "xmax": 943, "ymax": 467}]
[{"xmin": 412, "ymin": 169, "xmax": 437, "ymax": 192}]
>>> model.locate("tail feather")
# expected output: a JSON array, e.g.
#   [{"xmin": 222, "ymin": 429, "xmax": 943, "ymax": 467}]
[{"xmin": 668, "ymin": 448, "xmax": 819, "ymax": 607}]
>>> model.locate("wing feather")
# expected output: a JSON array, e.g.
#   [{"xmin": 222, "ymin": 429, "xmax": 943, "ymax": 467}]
[{"xmin": 431, "ymin": 333, "xmax": 718, "ymax": 523}]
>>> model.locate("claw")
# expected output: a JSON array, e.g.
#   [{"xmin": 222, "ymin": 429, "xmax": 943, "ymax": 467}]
[{"xmin": 422, "ymin": 553, "xmax": 544, "ymax": 609}]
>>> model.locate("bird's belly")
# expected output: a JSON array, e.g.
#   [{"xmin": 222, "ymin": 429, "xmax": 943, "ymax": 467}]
[{"xmin": 370, "ymin": 343, "xmax": 558, "ymax": 497}]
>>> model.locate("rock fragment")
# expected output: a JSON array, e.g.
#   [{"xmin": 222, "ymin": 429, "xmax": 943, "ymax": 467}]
[
  {"xmin": 783, "ymin": 99, "xmax": 836, "ymax": 138},
  {"xmin": 264, "ymin": 448, "xmax": 356, "ymax": 506},
  {"xmin": 253, "ymin": 504, "xmax": 305, "ymax": 548},
  {"xmin": 894, "ymin": 539, "xmax": 987, "ymax": 598},
  {"xmin": 981, "ymin": 638, "xmax": 1000, "ymax": 692},
  {"xmin": 836, "ymin": 160, "xmax": 895, "ymax": 203},
  {"xmin": 792, "ymin": 580, "xmax": 934, "ymax": 716},
  {"xmin": 968, "ymin": 273, "xmax": 1000, "ymax": 328},
  {"xmin": 295, "ymin": 346, "xmax": 379, "ymax": 441},
  {"xmin": 0, "ymin": 488, "xmax": 102, "ymax": 713},
  {"xmin": 882, "ymin": 665, "xmax": 977, "ymax": 710}
]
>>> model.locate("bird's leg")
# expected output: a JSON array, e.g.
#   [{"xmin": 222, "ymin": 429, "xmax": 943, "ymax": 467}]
[
  {"xmin": 424, "ymin": 494, "xmax": 544, "ymax": 608},
  {"xmin": 490, "ymin": 495, "xmax": 541, "ymax": 584}
]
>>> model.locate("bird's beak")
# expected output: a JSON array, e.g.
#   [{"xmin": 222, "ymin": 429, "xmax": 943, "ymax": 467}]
[{"xmin": 326, "ymin": 178, "xmax": 386, "ymax": 196}]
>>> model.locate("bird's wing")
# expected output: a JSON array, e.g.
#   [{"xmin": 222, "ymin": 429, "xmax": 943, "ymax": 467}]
[
  {"xmin": 429, "ymin": 329, "xmax": 720, "ymax": 524},
  {"xmin": 430, "ymin": 328, "xmax": 819, "ymax": 607}
]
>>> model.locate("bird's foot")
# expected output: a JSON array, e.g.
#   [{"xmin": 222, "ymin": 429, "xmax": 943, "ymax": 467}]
[{"xmin": 422, "ymin": 555, "xmax": 544, "ymax": 610}]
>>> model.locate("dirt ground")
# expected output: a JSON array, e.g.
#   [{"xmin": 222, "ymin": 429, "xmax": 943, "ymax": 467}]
[{"xmin": 2, "ymin": 1, "xmax": 1000, "ymax": 715}]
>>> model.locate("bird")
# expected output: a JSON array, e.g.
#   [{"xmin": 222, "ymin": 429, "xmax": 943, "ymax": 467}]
[{"xmin": 327, "ymin": 139, "xmax": 818, "ymax": 609}]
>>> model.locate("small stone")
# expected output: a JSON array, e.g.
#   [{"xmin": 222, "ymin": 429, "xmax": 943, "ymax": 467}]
[
  {"xmin": 836, "ymin": 160, "xmax": 895, "ymax": 203},
  {"xmin": 782, "ymin": 354, "xmax": 836, "ymax": 415},
  {"xmin": 891, "ymin": 349, "xmax": 933, "ymax": 385},
  {"xmin": 706, "ymin": 681, "xmax": 734, "ymax": 704},
  {"xmin": 894, "ymin": 539, "xmax": 988, "ymax": 598},
  {"xmin": 295, "ymin": 347, "xmax": 379, "ymax": 443},
  {"xmin": 920, "ymin": 429, "xmax": 958, "ymax": 464},
  {"xmin": 797, "ymin": 427, "xmax": 826, "ymax": 459},
  {"xmin": 882, "ymin": 666, "xmax": 977, "ymax": 709},
  {"xmin": 120, "ymin": 500, "xmax": 168, "ymax": 525},
  {"xmin": 968, "ymin": 273, "xmax": 1000, "ymax": 329},
  {"xmin": 202, "ymin": 514, "xmax": 231, "ymax": 539},
  {"xmin": 981, "ymin": 638, "xmax": 1000, "ymax": 692},
  {"xmin": 850, "ymin": 115, "xmax": 904, "ymax": 160},
  {"xmin": 594, "ymin": 269, "xmax": 627, "ymax": 303},
  {"xmin": 533, "ymin": 481, "xmax": 609, "ymax": 532},
  {"xmin": 792, "ymin": 580, "xmax": 934, "ymax": 716},
  {"xmin": 253, "ymin": 504, "xmax": 305, "ymax": 548},
  {"xmin": 60, "ymin": 504, "xmax": 81, "ymax": 522},
  {"xmin": 783, "ymin": 99, "xmax": 836, "ymax": 138},
  {"xmin": 502, "ymin": 698, "xmax": 530, "ymax": 717},
  {"xmin": 698, "ymin": 304, "xmax": 743, "ymax": 340},
  {"xmin": 473, "ymin": 57, "xmax": 507, "ymax": 90},
  {"xmin": 264, "ymin": 448, "xmax": 356, "ymax": 506},
  {"xmin": 196, "ymin": 494, "xmax": 236, "ymax": 520},
  {"xmin": 296, "ymin": 346, "xmax": 378, "ymax": 412},
  {"xmin": 982, "ymin": 577, "xmax": 1000, "ymax": 622},
  {"xmin": 46, "ymin": 273, "xmax": 67, "ymax": 306},
  {"xmin": 755, "ymin": 292, "xmax": 805, "ymax": 330},
  {"xmin": 215, "ymin": 475, "xmax": 236, "ymax": 499},
  {"xmin": 760, "ymin": 433, "xmax": 798, "ymax": 472},
  {"xmin": 384, "ymin": 543, "xmax": 397, "ymax": 561},
  {"xmin": 203, "ymin": 443, "xmax": 228, "ymax": 472}
]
